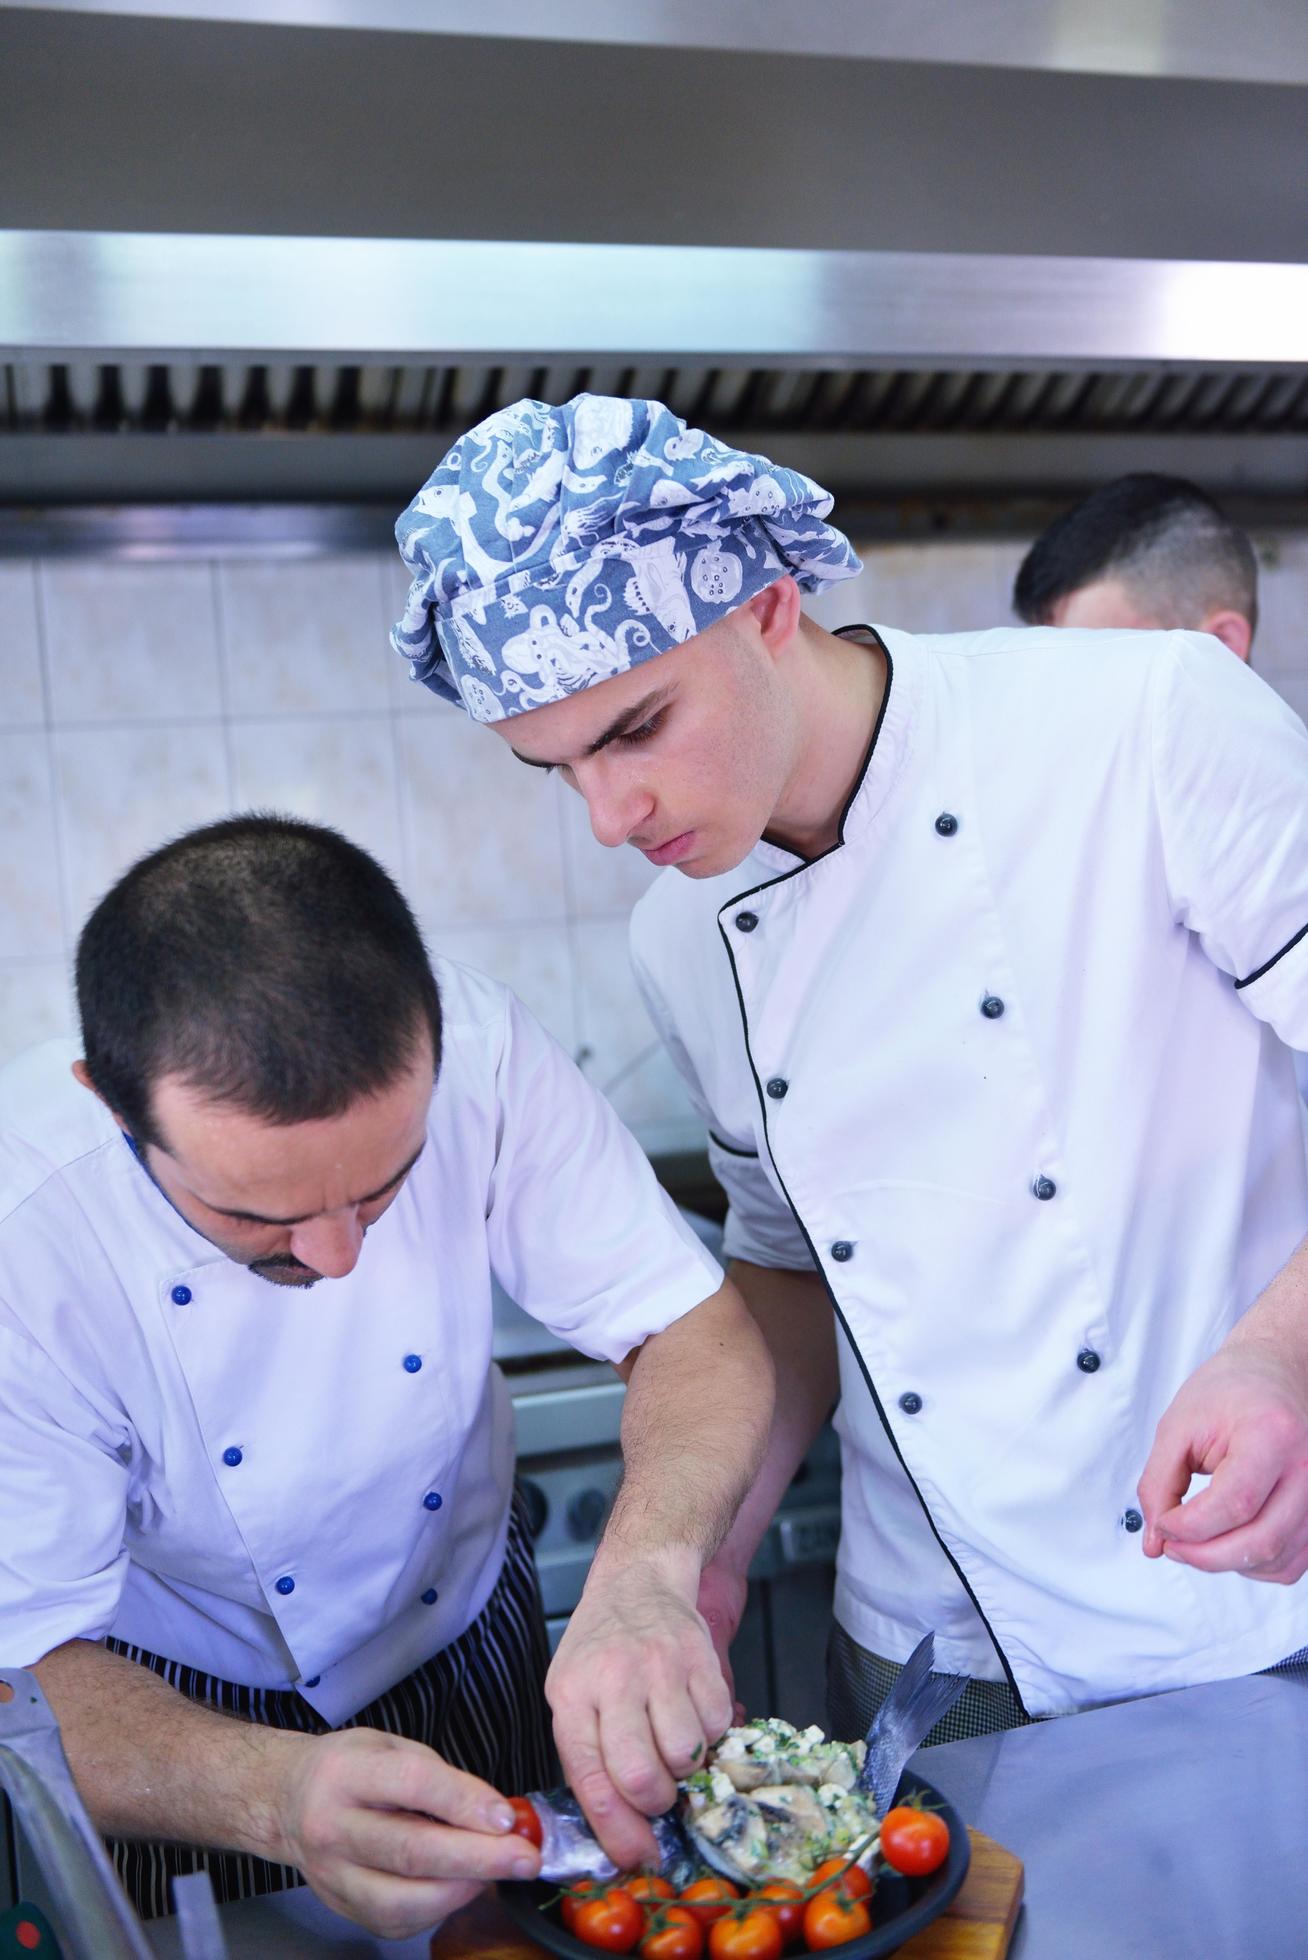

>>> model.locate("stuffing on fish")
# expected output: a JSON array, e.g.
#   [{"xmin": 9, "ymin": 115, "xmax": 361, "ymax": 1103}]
[
  {"xmin": 525, "ymin": 1715, "xmax": 878, "ymax": 1889},
  {"xmin": 681, "ymin": 1720, "xmax": 878, "ymax": 1885}
]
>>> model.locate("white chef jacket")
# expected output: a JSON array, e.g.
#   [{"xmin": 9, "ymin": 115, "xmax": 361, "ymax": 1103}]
[
  {"xmin": 632, "ymin": 623, "xmax": 1308, "ymax": 1717},
  {"xmin": 0, "ymin": 959, "xmax": 721, "ymax": 1726}
]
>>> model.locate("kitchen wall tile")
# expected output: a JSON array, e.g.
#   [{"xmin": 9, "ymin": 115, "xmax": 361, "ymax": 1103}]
[
  {"xmin": 806, "ymin": 539, "xmax": 1021, "ymax": 636},
  {"xmin": 41, "ymin": 561, "xmax": 222, "ymax": 724},
  {"xmin": 572, "ymin": 918, "xmax": 701, "ymax": 1152},
  {"xmin": 220, "ymin": 556, "xmax": 394, "ymax": 716},
  {"xmin": 0, "ymin": 563, "xmax": 46, "ymax": 727},
  {"xmin": 559, "ymin": 784, "xmax": 661, "ymax": 916},
  {"xmin": 1250, "ymin": 535, "xmax": 1308, "ymax": 726},
  {"xmin": 0, "ymin": 961, "xmax": 76, "ymax": 1069},
  {"xmin": 427, "ymin": 920, "xmax": 578, "ymax": 1056},
  {"xmin": 230, "ymin": 714, "xmax": 404, "ymax": 876},
  {"xmin": 397, "ymin": 714, "xmax": 568, "ymax": 926},
  {"xmin": 0, "ymin": 733, "xmax": 64, "ymax": 958},
  {"xmin": 54, "ymin": 724, "xmax": 231, "ymax": 935},
  {"xmin": 991, "ymin": 541, "xmax": 1030, "ymax": 622}
]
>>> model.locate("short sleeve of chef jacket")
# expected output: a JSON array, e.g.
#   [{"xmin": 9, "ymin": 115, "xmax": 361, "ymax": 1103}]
[
  {"xmin": 483, "ymin": 988, "xmax": 724, "ymax": 1360},
  {"xmin": 631, "ymin": 948, "xmax": 815, "ymax": 1273},
  {"xmin": 1153, "ymin": 630, "xmax": 1308, "ymax": 1041},
  {"xmin": 0, "ymin": 1308, "xmax": 134, "ymax": 1659}
]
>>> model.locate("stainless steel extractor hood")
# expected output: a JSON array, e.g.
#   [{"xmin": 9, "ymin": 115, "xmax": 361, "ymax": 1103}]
[
  {"xmin": 3, "ymin": 232, "xmax": 1306, "ymax": 512},
  {"xmin": 1, "ymin": 2, "xmax": 1306, "ymax": 511}
]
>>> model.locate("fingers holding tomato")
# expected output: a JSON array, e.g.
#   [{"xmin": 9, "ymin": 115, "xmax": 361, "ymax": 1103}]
[{"xmin": 507, "ymin": 1796, "xmax": 543, "ymax": 1849}]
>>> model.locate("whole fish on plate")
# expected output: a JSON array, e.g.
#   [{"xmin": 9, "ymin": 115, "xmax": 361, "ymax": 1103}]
[{"xmin": 522, "ymin": 1631, "xmax": 965, "ymax": 1887}]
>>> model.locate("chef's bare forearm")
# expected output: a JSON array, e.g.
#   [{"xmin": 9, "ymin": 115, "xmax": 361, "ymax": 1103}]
[
  {"xmin": 33, "ymin": 1637, "xmax": 301, "ymax": 1855},
  {"xmin": 598, "ymin": 1277, "xmax": 773, "ymax": 1582},
  {"xmin": 1220, "ymin": 1231, "xmax": 1308, "ymax": 1368},
  {"xmin": 703, "ymin": 1262, "xmax": 839, "ymax": 1581}
]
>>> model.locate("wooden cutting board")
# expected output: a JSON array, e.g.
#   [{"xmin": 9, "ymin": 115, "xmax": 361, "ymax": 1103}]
[{"xmin": 432, "ymin": 1830, "xmax": 1024, "ymax": 1958}]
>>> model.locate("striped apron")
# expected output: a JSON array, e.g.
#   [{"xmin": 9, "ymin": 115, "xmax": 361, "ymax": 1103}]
[{"xmin": 104, "ymin": 1486, "xmax": 554, "ymax": 1919}]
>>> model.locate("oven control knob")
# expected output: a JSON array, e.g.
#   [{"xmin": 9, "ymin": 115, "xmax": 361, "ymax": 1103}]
[
  {"xmin": 518, "ymin": 1479, "xmax": 549, "ymax": 1541},
  {"xmin": 566, "ymin": 1486, "xmax": 609, "ymax": 1542}
]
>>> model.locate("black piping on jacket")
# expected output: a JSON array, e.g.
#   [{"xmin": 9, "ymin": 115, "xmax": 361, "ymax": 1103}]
[{"xmin": 714, "ymin": 628, "xmax": 1031, "ymax": 1717}]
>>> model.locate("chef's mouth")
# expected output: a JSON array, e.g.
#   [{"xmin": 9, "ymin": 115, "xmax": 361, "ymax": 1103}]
[{"xmin": 639, "ymin": 829, "xmax": 696, "ymax": 866}]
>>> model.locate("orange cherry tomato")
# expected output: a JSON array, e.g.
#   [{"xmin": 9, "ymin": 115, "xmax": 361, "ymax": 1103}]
[
  {"xmin": 640, "ymin": 1905, "xmax": 705, "ymax": 1960},
  {"xmin": 750, "ymin": 1880, "xmax": 804, "ymax": 1944},
  {"xmin": 562, "ymin": 1879, "xmax": 603, "ymax": 1934},
  {"xmin": 708, "ymin": 1906, "xmax": 784, "ymax": 1960},
  {"xmin": 878, "ymin": 1805, "xmax": 951, "ymax": 1878},
  {"xmin": 680, "ymin": 1878, "xmax": 741, "ymax": 1928},
  {"xmin": 808, "ymin": 1859, "xmax": 872, "ymax": 1903},
  {"xmin": 573, "ymin": 1886, "xmax": 645, "ymax": 1952},
  {"xmin": 802, "ymin": 1889, "xmax": 873, "ymax": 1949},
  {"xmin": 507, "ymin": 1796, "xmax": 542, "ymax": 1849},
  {"xmin": 627, "ymin": 1875, "xmax": 677, "ymax": 1908}
]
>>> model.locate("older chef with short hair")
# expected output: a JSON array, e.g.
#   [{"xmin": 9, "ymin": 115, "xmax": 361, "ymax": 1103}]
[
  {"xmin": 391, "ymin": 394, "xmax": 1308, "ymax": 1752},
  {"xmin": 0, "ymin": 812, "xmax": 770, "ymax": 1938}
]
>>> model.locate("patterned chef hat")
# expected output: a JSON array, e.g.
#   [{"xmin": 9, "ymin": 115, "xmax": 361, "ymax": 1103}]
[{"xmin": 391, "ymin": 393, "xmax": 861, "ymax": 722}]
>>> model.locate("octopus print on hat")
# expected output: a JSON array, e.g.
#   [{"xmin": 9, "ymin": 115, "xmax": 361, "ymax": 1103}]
[{"xmin": 391, "ymin": 393, "xmax": 862, "ymax": 722}]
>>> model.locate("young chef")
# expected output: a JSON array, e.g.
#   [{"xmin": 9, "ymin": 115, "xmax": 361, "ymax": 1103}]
[
  {"xmin": 391, "ymin": 393, "xmax": 1308, "ymax": 1762},
  {"xmin": 0, "ymin": 813, "xmax": 770, "ymax": 1934},
  {"xmin": 1011, "ymin": 471, "xmax": 1259, "ymax": 660}
]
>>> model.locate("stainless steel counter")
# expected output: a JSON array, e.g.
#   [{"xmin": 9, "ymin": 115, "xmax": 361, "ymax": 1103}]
[{"xmin": 910, "ymin": 1669, "xmax": 1308, "ymax": 1959}]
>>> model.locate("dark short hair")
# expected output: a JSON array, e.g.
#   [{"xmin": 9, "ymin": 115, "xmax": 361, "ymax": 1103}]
[
  {"xmin": 76, "ymin": 814, "xmax": 441, "ymax": 1149},
  {"xmin": 1012, "ymin": 474, "xmax": 1258, "ymax": 636}
]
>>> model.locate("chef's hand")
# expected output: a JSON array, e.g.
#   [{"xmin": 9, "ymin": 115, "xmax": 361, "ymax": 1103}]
[
  {"xmin": 547, "ymin": 1546, "xmax": 733, "ymax": 1869},
  {"xmin": 1137, "ymin": 1339, "xmax": 1308, "ymax": 1583},
  {"xmin": 269, "ymin": 1726, "xmax": 539, "ymax": 1939},
  {"xmin": 696, "ymin": 1560, "xmax": 749, "ymax": 1723}
]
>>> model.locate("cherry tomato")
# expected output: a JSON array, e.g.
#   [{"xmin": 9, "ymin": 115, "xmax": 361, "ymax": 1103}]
[
  {"xmin": 562, "ymin": 1879, "xmax": 603, "ymax": 1934},
  {"xmin": 573, "ymin": 1886, "xmax": 645, "ymax": 1953},
  {"xmin": 750, "ymin": 1880, "xmax": 804, "ymax": 1944},
  {"xmin": 640, "ymin": 1905, "xmax": 705, "ymax": 1960},
  {"xmin": 708, "ymin": 1906, "xmax": 784, "ymax": 1960},
  {"xmin": 680, "ymin": 1878, "xmax": 741, "ymax": 1927},
  {"xmin": 808, "ymin": 1859, "xmax": 872, "ymax": 1903},
  {"xmin": 627, "ymin": 1875, "xmax": 677, "ymax": 1908},
  {"xmin": 507, "ymin": 1796, "xmax": 542, "ymax": 1849},
  {"xmin": 802, "ymin": 1890, "xmax": 873, "ymax": 1949},
  {"xmin": 878, "ymin": 1805, "xmax": 951, "ymax": 1878}
]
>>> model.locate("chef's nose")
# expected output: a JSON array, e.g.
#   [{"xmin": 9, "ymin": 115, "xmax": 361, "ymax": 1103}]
[
  {"xmin": 290, "ymin": 1210, "xmax": 365, "ymax": 1279},
  {"xmin": 576, "ymin": 760, "xmax": 653, "ymax": 850}
]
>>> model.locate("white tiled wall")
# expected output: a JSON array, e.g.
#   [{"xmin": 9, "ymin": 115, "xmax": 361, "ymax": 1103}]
[
  {"xmin": 0, "ymin": 551, "xmax": 687, "ymax": 1151},
  {"xmin": 808, "ymin": 532, "xmax": 1308, "ymax": 727},
  {"xmin": 1, "ymin": 532, "xmax": 1305, "ymax": 1152}
]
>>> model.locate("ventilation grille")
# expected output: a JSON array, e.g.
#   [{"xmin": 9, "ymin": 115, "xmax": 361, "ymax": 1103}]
[{"xmin": 5, "ymin": 361, "xmax": 1308, "ymax": 437}]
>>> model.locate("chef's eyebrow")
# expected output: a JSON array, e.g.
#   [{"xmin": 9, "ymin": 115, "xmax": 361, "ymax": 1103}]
[
  {"xmin": 209, "ymin": 1141, "xmax": 427, "ymax": 1226},
  {"xmin": 510, "ymin": 688, "xmax": 671, "ymax": 771}
]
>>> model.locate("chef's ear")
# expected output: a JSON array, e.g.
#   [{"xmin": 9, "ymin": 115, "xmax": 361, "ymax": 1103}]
[
  {"xmin": 71, "ymin": 1059, "xmax": 127, "ymax": 1129},
  {"xmin": 1198, "ymin": 607, "xmax": 1253, "ymax": 663},
  {"xmin": 742, "ymin": 576, "xmax": 802, "ymax": 657}
]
